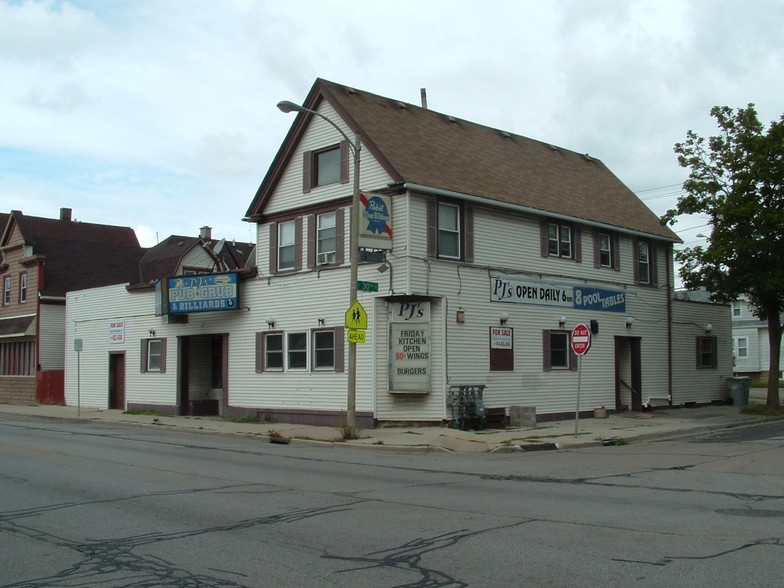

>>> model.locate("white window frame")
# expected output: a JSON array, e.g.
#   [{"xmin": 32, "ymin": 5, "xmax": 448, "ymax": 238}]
[
  {"xmin": 147, "ymin": 339, "xmax": 162, "ymax": 372},
  {"xmin": 286, "ymin": 332, "xmax": 308, "ymax": 370},
  {"xmin": 637, "ymin": 241, "xmax": 651, "ymax": 284},
  {"xmin": 264, "ymin": 332, "xmax": 284, "ymax": 371},
  {"xmin": 438, "ymin": 202, "xmax": 461, "ymax": 259},
  {"xmin": 317, "ymin": 212, "xmax": 337, "ymax": 265},
  {"xmin": 735, "ymin": 337, "xmax": 748, "ymax": 358},
  {"xmin": 313, "ymin": 329, "xmax": 336, "ymax": 370},
  {"xmin": 599, "ymin": 232, "xmax": 612, "ymax": 267},
  {"xmin": 732, "ymin": 301, "xmax": 742, "ymax": 317},
  {"xmin": 19, "ymin": 272, "xmax": 27, "ymax": 303},
  {"xmin": 315, "ymin": 145, "xmax": 341, "ymax": 187},
  {"xmin": 2, "ymin": 275, "xmax": 10, "ymax": 306},
  {"xmin": 277, "ymin": 220, "xmax": 296, "ymax": 271},
  {"xmin": 548, "ymin": 223, "xmax": 572, "ymax": 258}
]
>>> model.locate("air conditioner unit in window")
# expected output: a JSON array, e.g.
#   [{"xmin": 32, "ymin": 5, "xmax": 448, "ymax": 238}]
[{"xmin": 317, "ymin": 252, "xmax": 336, "ymax": 265}]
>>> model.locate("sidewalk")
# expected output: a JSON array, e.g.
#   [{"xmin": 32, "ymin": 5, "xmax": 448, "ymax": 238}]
[{"xmin": 2, "ymin": 402, "xmax": 780, "ymax": 452}]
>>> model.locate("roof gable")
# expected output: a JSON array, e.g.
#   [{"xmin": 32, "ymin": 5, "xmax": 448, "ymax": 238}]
[{"xmin": 247, "ymin": 79, "xmax": 678, "ymax": 242}]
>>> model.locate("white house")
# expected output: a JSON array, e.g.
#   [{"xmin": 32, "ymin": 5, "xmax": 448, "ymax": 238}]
[{"xmin": 65, "ymin": 79, "xmax": 732, "ymax": 426}]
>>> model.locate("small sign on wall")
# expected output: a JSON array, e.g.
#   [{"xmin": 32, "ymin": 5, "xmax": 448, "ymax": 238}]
[
  {"xmin": 490, "ymin": 327, "xmax": 513, "ymax": 349},
  {"xmin": 109, "ymin": 320, "xmax": 125, "ymax": 344}
]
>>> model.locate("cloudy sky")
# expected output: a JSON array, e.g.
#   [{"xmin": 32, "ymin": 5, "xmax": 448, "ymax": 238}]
[{"xmin": 1, "ymin": 0, "xmax": 782, "ymax": 254}]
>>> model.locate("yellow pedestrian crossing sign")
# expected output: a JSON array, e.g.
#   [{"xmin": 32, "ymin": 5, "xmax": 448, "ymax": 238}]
[{"xmin": 345, "ymin": 300, "xmax": 368, "ymax": 330}]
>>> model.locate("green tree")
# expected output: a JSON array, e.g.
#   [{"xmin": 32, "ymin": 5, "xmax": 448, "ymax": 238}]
[{"xmin": 663, "ymin": 104, "xmax": 784, "ymax": 408}]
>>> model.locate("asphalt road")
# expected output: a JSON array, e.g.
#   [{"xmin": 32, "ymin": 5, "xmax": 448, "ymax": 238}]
[{"xmin": 1, "ymin": 414, "xmax": 783, "ymax": 587}]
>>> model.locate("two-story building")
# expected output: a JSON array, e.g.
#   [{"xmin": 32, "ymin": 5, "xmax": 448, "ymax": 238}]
[
  {"xmin": 64, "ymin": 79, "xmax": 732, "ymax": 425},
  {"xmin": 1, "ymin": 208, "xmax": 144, "ymax": 404}
]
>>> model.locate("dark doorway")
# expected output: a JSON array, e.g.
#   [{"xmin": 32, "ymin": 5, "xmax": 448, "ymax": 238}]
[
  {"xmin": 108, "ymin": 352, "xmax": 126, "ymax": 410},
  {"xmin": 615, "ymin": 336, "xmax": 642, "ymax": 411},
  {"xmin": 177, "ymin": 334, "xmax": 226, "ymax": 417}
]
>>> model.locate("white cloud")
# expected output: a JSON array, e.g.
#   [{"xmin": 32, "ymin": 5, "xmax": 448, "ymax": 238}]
[{"xmin": 1, "ymin": 0, "xmax": 782, "ymax": 254}]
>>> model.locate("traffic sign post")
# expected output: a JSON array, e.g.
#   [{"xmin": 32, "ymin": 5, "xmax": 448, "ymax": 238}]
[{"xmin": 571, "ymin": 324, "xmax": 591, "ymax": 437}]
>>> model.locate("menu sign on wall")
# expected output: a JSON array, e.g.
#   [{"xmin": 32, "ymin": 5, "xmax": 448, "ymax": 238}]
[{"xmin": 389, "ymin": 300, "xmax": 431, "ymax": 393}]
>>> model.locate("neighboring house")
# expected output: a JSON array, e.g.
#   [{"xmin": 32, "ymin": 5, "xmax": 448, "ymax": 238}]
[
  {"xmin": 0, "ymin": 208, "xmax": 144, "ymax": 404},
  {"xmin": 730, "ymin": 296, "xmax": 781, "ymax": 382},
  {"xmin": 65, "ymin": 79, "xmax": 731, "ymax": 425}
]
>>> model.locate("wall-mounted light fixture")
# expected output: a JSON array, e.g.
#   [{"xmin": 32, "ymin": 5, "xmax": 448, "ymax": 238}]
[
  {"xmin": 559, "ymin": 316, "xmax": 566, "ymax": 329},
  {"xmin": 499, "ymin": 312, "xmax": 510, "ymax": 325},
  {"xmin": 318, "ymin": 318, "xmax": 325, "ymax": 326},
  {"xmin": 705, "ymin": 323, "xmax": 713, "ymax": 335},
  {"xmin": 625, "ymin": 316, "xmax": 634, "ymax": 329},
  {"xmin": 455, "ymin": 307, "xmax": 465, "ymax": 324},
  {"xmin": 266, "ymin": 317, "xmax": 276, "ymax": 329},
  {"xmin": 148, "ymin": 329, "xmax": 156, "ymax": 337}
]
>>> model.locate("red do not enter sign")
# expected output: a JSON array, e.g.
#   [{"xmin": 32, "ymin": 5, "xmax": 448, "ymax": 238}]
[{"xmin": 571, "ymin": 323, "xmax": 591, "ymax": 355}]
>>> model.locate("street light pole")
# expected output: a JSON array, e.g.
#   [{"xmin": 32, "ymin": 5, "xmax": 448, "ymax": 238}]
[{"xmin": 277, "ymin": 100, "xmax": 361, "ymax": 430}]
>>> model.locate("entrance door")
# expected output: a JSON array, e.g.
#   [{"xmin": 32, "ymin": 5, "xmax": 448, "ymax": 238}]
[
  {"xmin": 108, "ymin": 352, "xmax": 126, "ymax": 409},
  {"xmin": 614, "ymin": 337, "xmax": 642, "ymax": 411}
]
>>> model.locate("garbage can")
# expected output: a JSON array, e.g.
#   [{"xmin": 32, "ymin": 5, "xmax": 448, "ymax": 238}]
[{"xmin": 726, "ymin": 376, "xmax": 751, "ymax": 406}]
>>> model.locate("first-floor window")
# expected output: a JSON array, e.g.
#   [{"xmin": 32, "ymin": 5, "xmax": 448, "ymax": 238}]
[
  {"xmin": 735, "ymin": 337, "xmax": 748, "ymax": 359},
  {"xmin": 263, "ymin": 333, "xmax": 284, "ymax": 370},
  {"xmin": 697, "ymin": 336, "xmax": 717, "ymax": 369},
  {"xmin": 313, "ymin": 330, "xmax": 335, "ymax": 370},
  {"xmin": 257, "ymin": 329, "xmax": 344, "ymax": 373},
  {"xmin": 287, "ymin": 332, "xmax": 307, "ymax": 369},
  {"xmin": 141, "ymin": 338, "xmax": 166, "ymax": 373},
  {"xmin": 543, "ymin": 330, "xmax": 577, "ymax": 371},
  {"xmin": 0, "ymin": 341, "xmax": 35, "ymax": 375}
]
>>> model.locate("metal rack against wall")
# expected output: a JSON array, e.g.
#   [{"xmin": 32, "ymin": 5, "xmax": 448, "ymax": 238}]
[{"xmin": 446, "ymin": 384, "xmax": 486, "ymax": 430}]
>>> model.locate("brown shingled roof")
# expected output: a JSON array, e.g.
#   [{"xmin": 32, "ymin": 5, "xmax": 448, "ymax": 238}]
[
  {"xmin": 5, "ymin": 211, "xmax": 144, "ymax": 296},
  {"xmin": 247, "ymin": 79, "xmax": 678, "ymax": 242}
]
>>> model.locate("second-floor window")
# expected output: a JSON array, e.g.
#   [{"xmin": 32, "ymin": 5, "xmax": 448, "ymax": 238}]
[
  {"xmin": 594, "ymin": 230, "xmax": 619, "ymax": 270},
  {"xmin": 438, "ymin": 202, "xmax": 461, "ymax": 259},
  {"xmin": 19, "ymin": 273, "xmax": 27, "ymax": 303},
  {"xmin": 317, "ymin": 212, "xmax": 336, "ymax": 265},
  {"xmin": 540, "ymin": 219, "xmax": 581, "ymax": 261},
  {"xmin": 278, "ymin": 221, "xmax": 296, "ymax": 271},
  {"xmin": 634, "ymin": 238, "xmax": 657, "ymax": 285},
  {"xmin": 732, "ymin": 301, "xmax": 742, "ymax": 317},
  {"xmin": 548, "ymin": 223, "xmax": 572, "ymax": 258},
  {"xmin": 2, "ymin": 275, "xmax": 10, "ymax": 306},
  {"xmin": 426, "ymin": 199, "xmax": 474, "ymax": 262}
]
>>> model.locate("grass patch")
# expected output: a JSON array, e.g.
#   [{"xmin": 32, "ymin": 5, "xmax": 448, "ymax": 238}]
[
  {"xmin": 228, "ymin": 415, "xmax": 260, "ymax": 424},
  {"xmin": 337, "ymin": 413, "xmax": 362, "ymax": 441},
  {"xmin": 741, "ymin": 404, "xmax": 784, "ymax": 416},
  {"xmin": 604, "ymin": 437, "xmax": 628, "ymax": 446},
  {"xmin": 123, "ymin": 409, "xmax": 169, "ymax": 417}
]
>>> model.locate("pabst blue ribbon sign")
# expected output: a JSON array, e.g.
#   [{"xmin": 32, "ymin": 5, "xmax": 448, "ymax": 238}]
[{"xmin": 359, "ymin": 191, "xmax": 392, "ymax": 250}]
